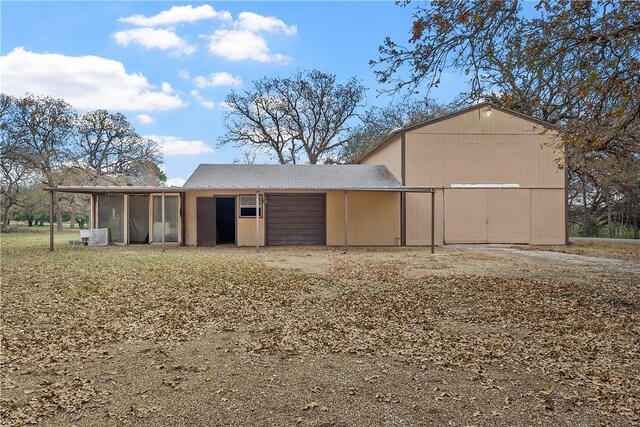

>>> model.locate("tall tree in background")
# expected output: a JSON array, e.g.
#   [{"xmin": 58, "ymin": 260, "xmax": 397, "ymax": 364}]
[
  {"xmin": 12, "ymin": 95, "xmax": 75, "ymax": 231},
  {"xmin": 75, "ymin": 110, "xmax": 163, "ymax": 184},
  {"xmin": 341, "ymin": 98, "xmax": 452, "ymax": 162},
  {"xmin": 0, "ymin": 94, "xmax": 35, "ymax": 228},
  {"xmin": 372, "ymin": 0, "xmax": 640, "ymax": 155},
  {"xmin": 1, "ymin": 93, "xmax": 166, "ymax": 230},
  {"xmin": 220, "ymin": 70, "xmax": 365, "ymax": 164}
]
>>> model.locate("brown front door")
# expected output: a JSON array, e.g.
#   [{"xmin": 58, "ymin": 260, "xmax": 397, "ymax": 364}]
[{"xmin": 197, "ymin": 197, "xmax": 216, "ymax": 246}]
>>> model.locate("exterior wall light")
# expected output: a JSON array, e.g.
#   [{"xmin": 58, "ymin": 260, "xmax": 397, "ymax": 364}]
[{"xmin": 485, "ymin": 105, "xmax": 493, "ymax": 117}]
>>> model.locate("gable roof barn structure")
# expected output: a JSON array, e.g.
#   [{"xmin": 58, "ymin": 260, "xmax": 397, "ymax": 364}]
[
  {"xmin": 47, "ymin": 103, "xmax": 566, "ymax": 252},
  {"xmin": 358, "ymin": 102, "xmax": 567, "ymax": 246}
]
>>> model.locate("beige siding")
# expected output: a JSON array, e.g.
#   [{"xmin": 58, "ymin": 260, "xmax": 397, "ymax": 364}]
[
  {"xmin": 326, "ymin": 191, "xmax": 400, "ymax": 246},
  {"xmin": 530, "ymin": 189, "xmax": 566, "ymax": 244},
  {"xmin": 405, "ymin": 134, "xmax": 563, "ymax": 188},
  {"xmin": 443, "ymin": 189, "xmax": 489, "ymax": 243},
  {"xmin": 487, "ymin": 189, "xmax": 530, "ymax": 243},
  {"xmin": 400, "ymin": 107, "xmax": 565, "ymax": 245},
  {"xmin": 359, "ymin": 135, "xmax": 402, "ymax": 180},
  {"xmin": 186, "ymin": 190, "xmax": 400, "ymax": 247},
  {"xmin": 184, "ymin": 190, "xmax": 265, "ymax": 247},
  {"xmin": 405, "ymin": 189, "xmax": 444, "ymax": 246},
  {"xmin": 410, "ymin": 108, "xmax": 552, "ymax": 136},
  {"xmin": 442, "ymin": 189, "xmax": 531, "ymax": 244}
]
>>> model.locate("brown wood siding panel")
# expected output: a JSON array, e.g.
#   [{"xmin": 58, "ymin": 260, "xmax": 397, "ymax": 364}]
[{"xmin": 267, "ymin": 194, "xmax": 325, "ymax": 245}]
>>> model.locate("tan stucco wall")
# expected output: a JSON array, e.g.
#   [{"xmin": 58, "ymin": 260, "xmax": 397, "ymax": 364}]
[
  {"xmin": 326, "ymin": 191, "xmax": 400, "ymax": 246},
  {"xmin": 184, "ymin": 190, "xmax": 265, "ymax": 247}
]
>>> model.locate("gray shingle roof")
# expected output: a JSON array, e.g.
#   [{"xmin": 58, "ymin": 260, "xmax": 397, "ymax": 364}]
[{"xmin": 183, "ymin": 164, "xmax": 403, "ymax": 190}]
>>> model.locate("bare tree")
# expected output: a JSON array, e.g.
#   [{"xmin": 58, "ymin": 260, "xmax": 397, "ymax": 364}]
[
  {"xmin": 74, "ymin": 110, "xmax": 163, "ymax": 184},
  {"xmin": 12, "ymin": 94, "xmax": 76, "ymax": 231},
  {"xmin": 0, "ymin": 94, "xmax": 35, "ymax": 228},
  {"xmin": 220, "ymin": 70, "xmax": 365, "ymax": 164},
  {"xmin": 340, "ymin": 98, "xmax": 453, "ymax": 163}
]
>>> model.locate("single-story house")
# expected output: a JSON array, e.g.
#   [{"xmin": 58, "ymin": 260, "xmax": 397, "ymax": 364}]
[{"xmin": 47, "ymin": 102, "xmax": 567, "ymax": 251}]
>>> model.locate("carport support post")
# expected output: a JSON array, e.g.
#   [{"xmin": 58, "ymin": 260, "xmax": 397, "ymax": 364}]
[
  {"xmin": 344, "ymin": 191, "xmax": 348, "ymax": 252},
  {"xmin": 49, "ymin": 190, "xmax": 54, "ymax": 252},
  {"xmin": 255, "ymin": 191, "xmax": 260, "ymax": 252},
  {"xmin": 430, "ymin": 190, "xmax": 435, "ymax": 254},
  {"xmin": 161, "ymin": 192, "xmax": 166, "ymax": 254}
]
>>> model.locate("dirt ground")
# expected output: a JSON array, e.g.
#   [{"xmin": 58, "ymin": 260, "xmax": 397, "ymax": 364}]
[{"xmin": 1, "ymin": 238, "xmax": 639, "ymax": 426}]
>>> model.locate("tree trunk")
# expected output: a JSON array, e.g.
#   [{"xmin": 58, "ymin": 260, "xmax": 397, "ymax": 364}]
[
  {"xmin": 631, "ymin": 195, "xmax": 639, "ymax": 239},
  {"xmin": 28, "ymin": 219, "xmax": 33, "ymax": 227},
  {"xmin": 581, "ymin": 177, "xmax": 589, "ymax": 236},
  {"xmin": 69, "ymin": 204, "xmax": 76, "ymax": 229},
  {"xmin": 2, "ymin": 204, "xmax": 9, "ymax": 228},
  {"xmin": 54, "ymin": 192, "xmax": 63, "ymax": 232},
  {"xmin": 56, "ymin": 212, "xmax": 63, "ymax": 232},
  {"xmin": 606, "ymin": 190, "xmax": 613, "ymax": 238}
]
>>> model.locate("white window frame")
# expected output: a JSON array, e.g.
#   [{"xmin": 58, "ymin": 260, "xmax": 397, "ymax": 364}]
[{"xmin": 239, "ymin": 194, "xmax": 263, "ymax": 218}]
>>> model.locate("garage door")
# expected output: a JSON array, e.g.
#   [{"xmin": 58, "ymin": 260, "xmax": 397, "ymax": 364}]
[{"xmin": 266, "ymin": 194, "xmax": 325, "ymax": 245}]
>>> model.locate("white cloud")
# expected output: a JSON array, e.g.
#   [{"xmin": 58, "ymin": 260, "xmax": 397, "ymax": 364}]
[
  {"xmin": 161, "ymin": 82, "xmax": 174, "ymax": 94},
  {"xmin": 204, "ymin": 11, "xmax": 296, "ymax": 63},
  {"xmin": 119, "ymin": 5, "xmax": 231, "ymax": 27},
  {"xmin": 136, "ymin": 114, "xmax": 154, "ymax": 124},
  {"xmin": 178, "ymin": 69, "xmax": 191, "ymax": 80},
  {"xmin": 206, "ymin": 29, "xmax": 289, "ymax": 63},
  {"xmin": 237, "ymin": 12, "xmax": 297, "ymax": 35},
  {"xmin": 190, "ymin": 90, "xmax": 214, "ymax": 109},
  {"xmin": 148, "ymin": 135, "xmax": 215, "ymax": 156},
  {"xmin": 166, "ymin": 178, "xmax": 186, "ymax": 187},
  {"xmin": 194, "ymin": 72, "xmax": 242, "ymax": 88},
  {"xmin": 0, "ymin": 48, "xmax": 185, "ymax": 112},
  {"xmin": 113, "ymin": 28, "xmax": 196, "ymax": 55}
]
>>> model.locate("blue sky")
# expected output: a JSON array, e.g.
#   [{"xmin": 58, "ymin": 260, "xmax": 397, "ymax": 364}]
[{"xmin": 1, "ymin": 1, "xmax": 467, "ymax": 186}]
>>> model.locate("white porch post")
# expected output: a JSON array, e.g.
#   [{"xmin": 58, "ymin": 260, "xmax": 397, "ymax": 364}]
[
  {"xmin": 255, "ymin": 191, "xmax": 260, "ymax": 252},
  {"xmin": 161, "ymin": 192, "xmax": 166, "ymax": 254},
  {"xmin": 344, "ymin": 191, "xmax": 348, "ymax": 252}
]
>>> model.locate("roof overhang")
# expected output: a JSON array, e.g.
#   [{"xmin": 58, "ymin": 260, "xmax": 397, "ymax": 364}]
[
  {"xmin": 46, "ymin": 185, "xmax": 437, "ymax": 194},
  {"xmin": 45, "ymin": 186, "xmax": 184, "ymax": 194}
]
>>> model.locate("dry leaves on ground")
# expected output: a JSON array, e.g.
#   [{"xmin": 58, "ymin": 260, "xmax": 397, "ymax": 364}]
[{"xmin": 1, "ymin": 243, "xmax": 639, "ymax": 425}]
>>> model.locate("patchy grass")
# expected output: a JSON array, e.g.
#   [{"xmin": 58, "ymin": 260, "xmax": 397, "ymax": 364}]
[
  {"xmin": 513, "ymin": 240, "xmax": 640, "ymax": 262},
  {"xmin": 1, "ymin": 233, "xmax": 639, "ymax": 426}
]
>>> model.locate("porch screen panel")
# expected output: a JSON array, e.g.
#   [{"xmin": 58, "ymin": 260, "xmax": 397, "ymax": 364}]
[
  {"xmin": 97, "ymin": 194, "xmax": 124, "ymax": 243},
  {"xmin": 153, "ymin": 195, "xmax": 179, "ymax": 243}
]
